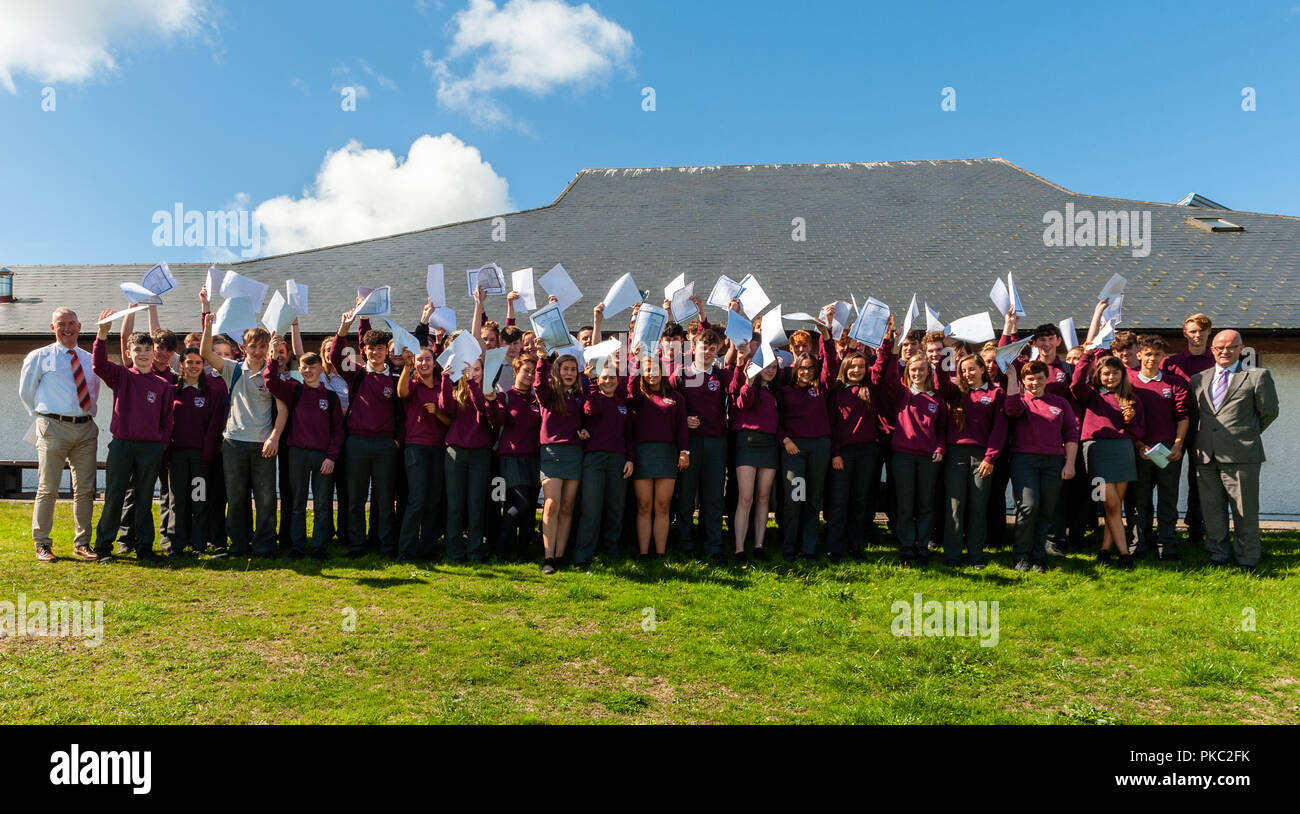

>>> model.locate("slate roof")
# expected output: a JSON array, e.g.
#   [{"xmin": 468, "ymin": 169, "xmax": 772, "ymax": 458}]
[{"xmin": 5, "ymin": 157, "xmax": 1298, "ymax": 338}]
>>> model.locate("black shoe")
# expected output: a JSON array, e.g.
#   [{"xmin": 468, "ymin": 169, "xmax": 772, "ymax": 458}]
[
  {"xmin": 1014, "ymin": 560, "xmax": 1030, "ymax": 572},
  {"xmin": 209, "ymin": 546, "xmax": 228, "ymax": 559},
  {"xmin": 136, "ymin": 549, "xmax": 159, "ymax": 562},
  {"xmin": 943, "ymin": 559, "xmax": 961, "ymax": 568},
  {"xmin": 899, "ymin": 557, "xmax": 913, "ymax": 568},
  {"xmin": 114, "ymin": 544, "xmax": 133, "ymax": 556},
  {"xmin": 1118, "ymin": 554, "xmax": 1135, "ymax": 570},
  {"xmin": 541, "ymin": 557, "xmax": 557, "ymax": 575},
  {"xmin": 310, "ymin": 549, "xmax": 328, "ymax": 560},
  {"xmin": 94, "ymin": 552, "xmax": 115, "ymax": 564},
  {"xmin": 782, "ymin": 552, "xmax": 796, "ymax": 563},
  {"xmin": 828, "ymin": 552, "xmax": 842, "ymax": 564},
  {"xmin": 1096, "ymin": 549, "xmax": 1113, "ymax": 566},
  {"xmin": 733, "ymin": 551, "xmax": 748, "ymax": 564},
  {"xmin": 1238, "ymin": 563, "xmax": 1257, "ymax": 574},
  {"xmin": 287, "ymin": 550, "xmax": 306, "ymax": 560},
  {"xmin": 752, "ymin": 547, "xmax": 768, "ymax": 561},
  {"xmin": 345, "ymin": 550, "xmax": 366, "ymax": 559},
  {"xmin": 704, "ymin": 552, "xmax": 722, "ymax": 564},
  {"xmin": 572, "ymin": 560, "xmax": 592, "ymax": 571},
  {"xmin": 970, "ymin": 563, "xmax": 986, "ymax": 571},
  {"xmin": 1207, "ymin": 559, "xmax": 1231, "ymax": 568}
]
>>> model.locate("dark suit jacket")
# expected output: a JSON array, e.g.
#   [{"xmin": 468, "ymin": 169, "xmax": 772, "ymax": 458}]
[{"xmin": 1191, "ymin": 364, "xmax": 1279, "ymax": 465}]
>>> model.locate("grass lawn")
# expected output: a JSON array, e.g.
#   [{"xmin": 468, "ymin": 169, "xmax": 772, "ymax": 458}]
[{"xmin": 1, "ymin": 501, "xmax": 1297, "ymax": 724}]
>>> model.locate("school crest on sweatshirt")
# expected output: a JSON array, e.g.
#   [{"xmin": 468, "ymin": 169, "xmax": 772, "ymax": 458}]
[
  {"xmin": 319, "ymin": 398, "xmax": 329, "ymax": 410},
  {"xmin": 926, "ymin": 401, "xmax": 937, "ymax": 414},
  {"xmin": 1048, "ymin": 405, "xmax": 1062, "ymax": 416},
  {"xmin": 194, "ymin": 397, "xmax": 206, "ymax": 408},
  {"xmin": 707, "ymin": 379, "xmax": 720, "ymax": 391},
  {"xmin": 146, "ymin": 391, "xmax": 157, "ymax": 404},
  {"xmin": 618, "ymin": 405, "xmax": 628, "ymax": 414},
  {"xmin": 383, "ymin": 386, "xmax": 393, "ymax": 398}
]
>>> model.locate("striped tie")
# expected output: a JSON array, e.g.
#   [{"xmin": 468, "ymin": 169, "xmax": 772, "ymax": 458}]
[
  {"xmin": 1211, "ymin": 368, "xmax": 1230, "ymax": 410},
  {"xmin": 69, "ymin": 350, "xmax": 92, "ymax": 413}
]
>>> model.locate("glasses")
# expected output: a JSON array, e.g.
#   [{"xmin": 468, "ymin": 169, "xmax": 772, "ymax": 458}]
[{"xmin": 1211, "ymin": 345, "xmax": 1241, "ymax": 352}]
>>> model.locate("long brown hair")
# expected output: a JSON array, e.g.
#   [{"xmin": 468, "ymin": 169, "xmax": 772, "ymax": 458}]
[
  {"xmin": 1091, "ymin": 355, "xmax": 1137, "ymax": 422},
  {"xmin": 834, "ymin": 351, "xmax": 871, "ymax": 410},
  {"xmin": 790, "ymin": 351, "xmax": 821, "ymax": 392},
  {"xmin": 549, "ymin": 354, "xmax": 580, "ymax": 415},
  {"xmin": 638, "ymin": 353, "xmax": 670, "ymax": 398},
  {"xmin": 952, "ymin": 352, "xmax": 987, "ymax": 432},
  {"xmin": 904, "ymin": 352, "xmax": 933, "ymax": 391}
]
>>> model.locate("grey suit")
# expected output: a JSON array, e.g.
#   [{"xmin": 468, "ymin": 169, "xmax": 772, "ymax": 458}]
[{"xmin": 1191, "ymin": 363, "xmax": 1279, "ymax": 566}]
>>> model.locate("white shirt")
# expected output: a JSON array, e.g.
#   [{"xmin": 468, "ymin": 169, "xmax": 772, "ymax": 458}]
[
  {"xmin": 19, "ymin": 341, "xmax": 100, "ymax": 417},
  {"xmin": 1137, "ymin": 371, "xmax": 1162, "ymax": 384}
]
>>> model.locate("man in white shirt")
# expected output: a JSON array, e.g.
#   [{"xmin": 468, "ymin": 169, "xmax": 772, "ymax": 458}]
[{"xmin": 18, "ymin": 308, "xmax": 102, "ymax": 562}]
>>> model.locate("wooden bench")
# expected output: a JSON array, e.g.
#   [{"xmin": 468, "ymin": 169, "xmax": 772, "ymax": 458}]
[{"xmin": 0, "ymin": 459, "xmax": 106, "ymax": 499}]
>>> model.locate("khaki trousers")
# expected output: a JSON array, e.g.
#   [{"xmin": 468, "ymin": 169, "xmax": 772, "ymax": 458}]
[{"xmin": 32, "ymin": 416, "xmax": 99, "ymax": 551}]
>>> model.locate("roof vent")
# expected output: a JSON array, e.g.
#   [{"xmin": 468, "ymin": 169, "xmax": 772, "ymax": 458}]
[
  {"xmin": 1177, "ymin": 192, "xmax": 1231, "ymax": 210},
  {"xmin": 1187, "ymin": 216, "xmax": 1244, "ymax": 233}
]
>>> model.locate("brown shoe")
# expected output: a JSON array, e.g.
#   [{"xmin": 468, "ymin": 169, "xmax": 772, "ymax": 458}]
[
  {"xmin": 36, "ymin": 549, "xmax": 57, "ymax": 563},
  {"xmin": 73, "ymin": 545, "xmax": 98, "ymax": 561}
]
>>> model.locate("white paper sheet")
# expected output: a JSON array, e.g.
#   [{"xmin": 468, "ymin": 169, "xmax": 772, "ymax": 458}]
[
  {"xmin": 746, "ymin": 342, "xmax": 776, "ymax": 380},
  {"xmin": 900, "ymin": 294, "xmax": 920, "ymax": 338},
  {"xmin": 426, "ymin": 264, "xmax": 446, "ymax": 307},
  {"xmin": 204, "ymin": 264, "xmax": 222, "ymax": 299},
  {"xmin": 1005, "ymin": 272, "xmax": 1026, "ymax": 317},
  {"xmin": 760, "ymin": 304, "xmax": 786, "ymax": 349},
  {"xmin": 261, "ymin": 291, "xmax": 298, "ymax": 335},
  {"xmin": 601, "ymin": 272, "xmax": 643, "ymax": 318},
  {"xmin": 829, "ymin": 301, "xmax": 851, "ymax": 339},
  {"xmin": 1099, "ymin": 273, "xmax": 1127, "ymax": 303},
  {"xmin": 96, "ymin": 304, "xmax": 151, "ymax": 325},
  {"xmin": 995, "ymin": 337, "xmax": 1034, "ymax": 373},
  {"xmin": 384, "ymin": 318, "xmax": 422, "ymax": 359},
  {"xmin": 1145, "ymin": 442, "xmax": 1172, "ymax": 470},
  {"xmin": 549, "ymin": 336, "xmax": 583, "ymax": 361},
  {"xmin": 355, "ymin": 285, "xmax": 392, "ymax": 317},
  {"xmin": 467, "ymin": 263, "xmax": 506, "ymax": 297},
  {"xmin": 583, "ymin": 337, "xmax": 621, "ymax": 368},
  {"xmin": 141, "ymin": 262, "xmax": 177, "ymax": 296},
  {"xmin": 924, "ymin": 302, "xmax": 945, "ymax": 333},
  {"xmin": 441, "ymin": 331, "xmax": 484, "ymax": 383},
  {"xmin": 736, "ymin": 274, "xmax": 770, "ymax": 319},
  {"xmin": 482, "ymin": 346, "xmax": 509, "ymax": 389},
  {"xmin": 1101, "ymin": 294, "xmax": 1123, "ymax": 326},
  {"xmin": 220, "ymin": 270, "xmax": 269, "ymax": 313},
  {"xmin": 946, "ymin": 312, "xmax": 995, "ymax": 343},
  {"xmin": 512, "ymin": 267, "xmax": 536, "ymax": 311},
  {"xmin": 119, "ymin": 282, "xmax": 163, "ymax": 305},
  {"xmin": 849, "ymin": 297, "xmax": 889, "ymax": 349},
  {"xmin": 725, "ymin": 310, "xmax": 753, "ymax": 347},
  {"xmin": 630, "ymin": 303, "xmax": 669, "ymax": 355},
  {"xmin": 1058, "ymin": 318, "xmax": 1077, "ymax": 352},
  {"xmin": 663, "ymin": 273, "xmax": 687, "ymax": 302},
  {"xmin": 286, "ymin": 279, "xmax": 309, "ymax": 314},
  {"xmin": 669, "ymin": 281, "xmax": 699, "ymax": 322},
  {"xmin": 1092, "ymin": 319, "xmax": 1117, "ymax": 350},
  {"xmin": 212, "ymin": 296, "xmax": 258, "ymax": 340},
  {"xmin": 706, "ymin": 275, "xmax": 744, "ymax": 309},
  {"xmin": 539, "ymin": 263, "xmax": 582, "ymax": 311},
  {"xmin": 427, "ymin": 306, "xmax": 456, "ymax": 334},
  {"xmin": 529, "ymin": 301, "xmax": 572, "ymax": 349}
]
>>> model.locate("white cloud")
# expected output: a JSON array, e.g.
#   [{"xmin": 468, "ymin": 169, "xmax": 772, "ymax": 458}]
[
  {"xmin": 0, "ymin": 0, "xmax": 207, "ymax": 92},
  {"xmin": 428, "ymin": 0, "xmax": 634, "ymax": 128},
  {"xmin": 251, "ymin": 133, "xmax": 512, "ymax": 256},
  {"xmin": 332, "ymin": 82, "xmax": 370, "ymax": 98}
]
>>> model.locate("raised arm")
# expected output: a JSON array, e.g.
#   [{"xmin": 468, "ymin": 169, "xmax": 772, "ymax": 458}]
[
  {"xmin": 1070, "ymin": 349, "xmax": 1096, "ymax": 404},
  {"xmin": 93, "ymin": 311, "xmax": 123, "ymax": 389},
  {"xmin": 1083, "ymin": 299, "xmax": 1108, "ymax": 348},
  {"xmin": 199, "ymin": 312, "xmax": 224, "ymax": 373},
  {"xmin": 262, "ymin": 354, "xmax": 300, "ymax": 403},
  {"xmin": 291, "ymin": 318, "xmax": 305, "ymax": 358}
]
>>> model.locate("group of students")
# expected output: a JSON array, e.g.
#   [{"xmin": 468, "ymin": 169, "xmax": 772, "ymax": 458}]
[{"xmin": 66, "ymin": 280, "xmax": 1228, "ymax": 575}]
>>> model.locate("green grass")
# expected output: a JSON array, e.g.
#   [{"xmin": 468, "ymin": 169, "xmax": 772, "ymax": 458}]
[{"xmin": 1, "ymin": 501, "xmax": 1297, "ymax": 723}]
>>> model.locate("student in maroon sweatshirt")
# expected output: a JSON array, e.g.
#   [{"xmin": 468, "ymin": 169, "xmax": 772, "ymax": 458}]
[
  {"xmin": 92, "ymin": 311, "xmax": 176, "ymax": 561},
  {"xmin": 670, "ymin": 326, "xmax": 732, "ymax": 560},
  {"xmin": 776, "ymin": 342, "xmax": 834, "ymax": 562},
  {"xmin": 1161, "ymin": 312, "xmax": 1214, "ymax": 549},
  {"xmin": 264, "ymin": 344, "xmax": 344, "ymax": 559},
  {"xmin": 1005, "ymin": 360, "xmax": 1079, "ymax": 572},
  {"xmin": 877, "ymin": 320, "xmax": 949, "ymax": 567},
  {"xmin": 330, "ymin": 309, "xmax": 400, "ymax": 558},
  {"xmin": 937, "ymin": 353, "xmax": 1007, "ymax": 569},
  {"xmin": 825, "ymin": 349, "xmax": 883, "ymax": 562},
  {"xmin": 167, "ymin": 348, "xmax": 224, "ymax": 556},
  {"xmin": 492, "ymin": 353, "xmax": 543, "ymax": 563},
  {"xmin": 534, "ymin": 346, "xmax": 588, "ymax": 574},
  {"xmin": 1130, "ymin": 335, "xmax": 1190, "ymax": 562},
  {"xmin": 575, "ymin": 355, "xmax": 634, "ymax": 567},
  {"xmin": 1072, "ymin": 345, "xmax": 1146, "ymax": 568},
  {"xmin": 729, "ymin": 340, "xmax": 781, "ymax": 561},
  {"xmin": 394, "ymin": 345, "xmax": 446, "ymax": 562},
  {"xmin": 438, "ymin": 351, "xmax": 497, "ymax": 563},
  {"xmin": 628, "ymin": 347, "xmax": 690, "ymax": 559}
]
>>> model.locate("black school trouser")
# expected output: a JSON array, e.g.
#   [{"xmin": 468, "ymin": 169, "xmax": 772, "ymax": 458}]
[
  {"xmin": 116, "ymin": 469, "xmax": 169, "ymax": 549},
  {"xmin": 944, "ymin": 445, "xmax": 991, "ymax": 564},
  {"xmin": 676, "ymin": 435, "xmax": 726, "ymax": 555},
  {"xmin": 95, "ymin": 438, "xmax": 164, "ymax": 556},
  {"xmin": 1182, "ymin": 427, "xmax": 1205, "ymax": 543},
  {"xmin": 826, "ymin": 442, "xmax": 876, "ymax": 557},
  {"xmin": 287, "ymin": 447, "xmax": 333, "ymax": 554},
  {"xmin": 576, "ymin": 450, "xmax": 628, "ymax": 563},
  {"xmin": 444, "ymin": 446, "xmax": 490, "ymax": 561},
  {"xmin": 985, "ymin": 453, "xmax": 1012, "ymax": 549},
  {"xmin": 893, "ymin": 450, "xmax": 941, "ymax": 560},
  {"xmin": 498, "ymin": 483, "xmax": 539, "ymax": 561},
  {"xmin": 1132, "ymin": 456, "xmax": 1181, "ymax": 556},
  {"xmin": 207, "ymin": 449, "xmax": 227, "ymax": 548},
  {"xmin": 223, "ymin": 438, "xmax": 278, "ymax": 557},
  {"xmin": 1011, "ymin": 453, "xmax": 1064, "ymax": 565},
  {"xmin": 399, "ymin": 443, "xmax": 444, "ymax": 559},
  {"xmin": 166, "ymin": 447, "xmax": 209, "ymax": 553},
  {"xmin": 346, "ymin": 435, "xmax": 398, "ymax": 556},
  {"xmin": 781, "ymin": 436, "xmax": 831, "ymax": 557}
]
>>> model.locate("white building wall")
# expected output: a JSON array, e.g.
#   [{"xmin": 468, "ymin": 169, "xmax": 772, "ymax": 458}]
[{"xmin": 2, "ymin": 351, "xmax": 1298, "ymax": 518}]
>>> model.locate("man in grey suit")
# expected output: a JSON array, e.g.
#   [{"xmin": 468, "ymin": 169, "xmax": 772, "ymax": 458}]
[{"xmin": 1191, "ymin": 330, "xmax": 1280, "ymax": 570}]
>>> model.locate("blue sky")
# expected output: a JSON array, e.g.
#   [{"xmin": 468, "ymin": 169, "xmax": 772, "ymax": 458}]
[{"xmin": 1, "ymin": 0, "xmax": 1298, "ymax": 265}]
